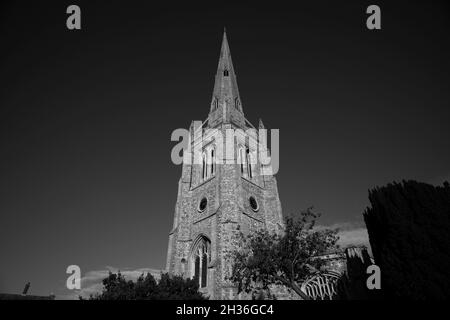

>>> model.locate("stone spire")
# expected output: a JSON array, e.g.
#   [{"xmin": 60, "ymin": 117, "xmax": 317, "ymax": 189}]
[{"xmin": 208, "ymin": 29, "xmax": 245, "ymax": 127}]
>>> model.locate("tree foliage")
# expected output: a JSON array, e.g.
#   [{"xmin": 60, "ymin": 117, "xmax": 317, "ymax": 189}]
[
  {"xmin": 364, "ymin": 180, "xmax": 450, "ymax": 299},
  {"xmin": 83, "ymin": 272, "xmax": 207, "ymax": 300},
  {"xmin": 228, "ymin": 208, "xmax": 339, "ymax": 300}
]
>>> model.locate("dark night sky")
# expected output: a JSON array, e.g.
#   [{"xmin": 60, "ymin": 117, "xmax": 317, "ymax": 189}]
[{"xmin": 1, "ymin": 1, "xmax": 449, "ymax": 298}]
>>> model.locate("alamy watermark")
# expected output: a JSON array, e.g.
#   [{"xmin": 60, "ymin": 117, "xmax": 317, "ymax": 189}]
[{"xmin": 66, "ymin": 265, "xmax": 81, "ymax": 290}]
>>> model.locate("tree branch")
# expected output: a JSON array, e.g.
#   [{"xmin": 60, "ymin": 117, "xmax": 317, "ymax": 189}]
[{"xmin": 274, "ymin": 275, "xmax": 310, "ymax": 300}]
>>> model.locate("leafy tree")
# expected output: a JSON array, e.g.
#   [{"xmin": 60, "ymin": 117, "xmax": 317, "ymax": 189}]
[
  {"xmin": 155, "ymin": 273, "xmax": 206, "ymax": 300},
  {"xmin": 364, "ymin": 180, "xmax": 450, "ymax": 299},
  {"xmin": 228, "ymin": 208, "xmax": 339, "ymax": 300},
  {"xmin": 82, "ymin": 271, "xmax": 207, "ymax": 300}
]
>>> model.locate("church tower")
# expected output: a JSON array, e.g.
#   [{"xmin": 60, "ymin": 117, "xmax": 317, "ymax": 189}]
[{"xmin": 166, "ymin": 30, "xmax": 284, "ymax": 299}]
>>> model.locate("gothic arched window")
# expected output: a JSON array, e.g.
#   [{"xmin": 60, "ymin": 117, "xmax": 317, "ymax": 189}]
[
  {"xmin": 223, "ymin": 69, "xmax": 229, "ymax": 77},
  {"xmin": 191, "ymin": 236, "xmax": 211, "ymax": 288},
  {"xmin": 239, "ymin": 147, "xmax": 245, "ymax": 176},
  {"xmin": 246, "ymin": 148, "xmax": 252, "ymax": 179},
  {"xmin": 212, "ymin": 97, "xmax": 218, "ymax": 111},
  {"xmin": 235, "ymin": 97, "xmax": 240, "ymax": 110},
  {"xmin": 301, "ymin": 272, "xmax": 341, "ymax": 300},
  {"xmin": 211, "ymin": 148, "xmax": 215, "ymax": 175},
  {"xmin": 202, "ymin": 152, "xmax": 207, "ymax": 180}
]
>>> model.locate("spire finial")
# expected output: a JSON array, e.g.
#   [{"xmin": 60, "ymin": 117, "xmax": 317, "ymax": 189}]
[{"xmin": 259, "ymin": 118, "xmax": 265, "ymax": 129}]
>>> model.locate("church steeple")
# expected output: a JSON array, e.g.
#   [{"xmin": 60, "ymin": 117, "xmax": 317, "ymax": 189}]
[
  {"xmin": 167, "ymin": 30, "xmax": 284, "ymax": 299},
  {"xmin": 208, "ymin": 29, "xmax": 245, "ymax": 127}
]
